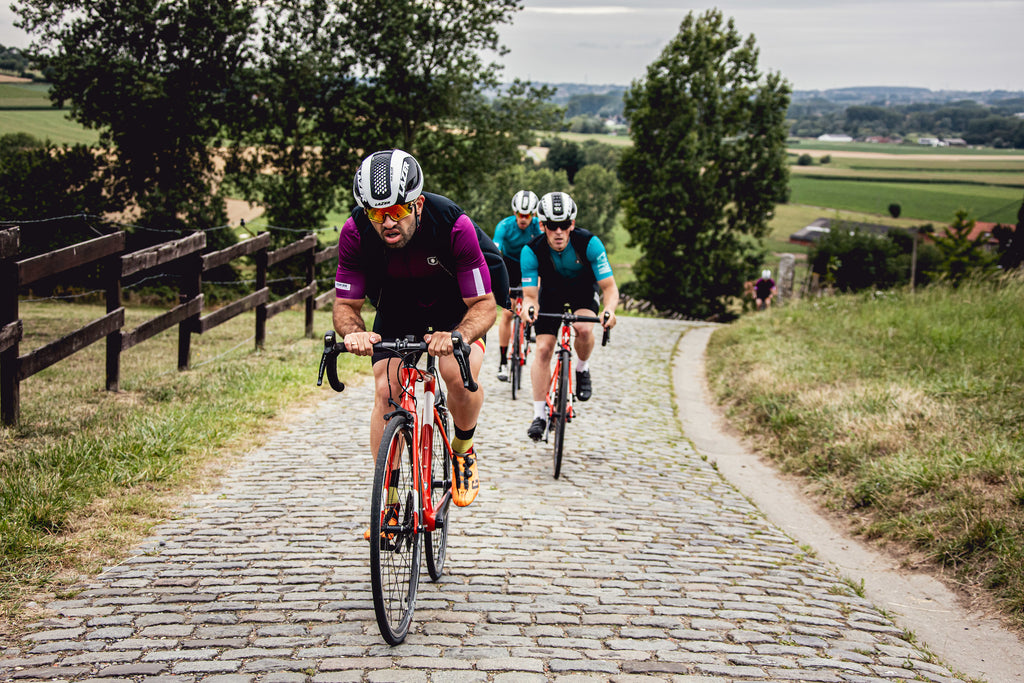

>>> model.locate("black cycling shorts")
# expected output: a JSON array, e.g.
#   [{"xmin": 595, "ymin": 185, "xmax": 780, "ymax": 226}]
[
  {"xmin": 534, "ymin": 280, "xmax": 601, "ymax": 337},
  {"xmin": 502, "ymin": 254, "xmax": 523, "ymax": 289}
]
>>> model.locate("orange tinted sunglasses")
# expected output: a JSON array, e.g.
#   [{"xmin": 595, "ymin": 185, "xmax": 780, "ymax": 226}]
[{"xmin": 366, "ymin": 202, "xmax": 414, "ymax": 223}]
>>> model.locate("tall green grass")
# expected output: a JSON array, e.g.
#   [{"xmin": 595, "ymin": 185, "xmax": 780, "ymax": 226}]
[
  {"xmin": 0, "ymin": 301, "xmax": 364, "ymax": 621},
  {"xmin": 706, "ymin": 274, "xmax": 1024, "ymax": 626}
]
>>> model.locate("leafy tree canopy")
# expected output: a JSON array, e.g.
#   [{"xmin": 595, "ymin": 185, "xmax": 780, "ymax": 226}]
[
  {"xmin": 11, "ymin": 0, "xmax": 559, "ymax": 244},
  {"xmin": 619, "ymin": 9, "xmax": 790, "ymax": 319},
  {"xmin": 13, "ymin": 0, "xmax": 255, "ymax": 244}
]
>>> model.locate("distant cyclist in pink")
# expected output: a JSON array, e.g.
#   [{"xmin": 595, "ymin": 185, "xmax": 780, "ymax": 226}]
[
  {"xmin": 333, "ymin": 149, "xmax": 495, "ymax": 509},
  {"xmin": 754, "ymin": 269, "xmax": 777, "ymax": 310}
]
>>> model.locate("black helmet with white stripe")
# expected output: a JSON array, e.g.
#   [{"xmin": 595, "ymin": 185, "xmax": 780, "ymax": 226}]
[
  {"xmin": 537, "ymin": 191, "xmax": 577, "ymax": 222},
  {"xmin": 352, "ymin": 149, "xmax": 424, "ymax": 209},
  {"xmin": 510, "ymin": 190, "xmax": 539, "ymax": 214}
]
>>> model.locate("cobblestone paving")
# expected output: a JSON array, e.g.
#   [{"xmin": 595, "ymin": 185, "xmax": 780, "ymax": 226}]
[{"xmin": 1, "ymin": 316, "xmax": 966, "ymax": 682}]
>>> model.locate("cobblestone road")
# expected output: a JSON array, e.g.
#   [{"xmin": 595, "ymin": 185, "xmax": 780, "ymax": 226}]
[{"xmin": 1, "ymin": 317, "xmax": 966, "ymax": 682}]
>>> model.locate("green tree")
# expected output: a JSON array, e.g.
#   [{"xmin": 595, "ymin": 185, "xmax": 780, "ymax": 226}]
[
  {"xmin": 580, "ymin": 140, "xmax": 622, "ymax": 172},
  {"xmin": 931, "ymin": 209, "xmax": 997, "ymax": 284},
  {"xmin": 13, "ymin": 0, "xmax": 257, "ymax": 248},
  {"xmin": 571, "ymin": 164, "xmax": 620, "ymax": 245},
  {"xmin": 345, "ymin": 1, "xmax": 557, "ymax": 201},
  {"xmin": 619, "ymin": 9, "xmax": 790, "ymax": 318},
  {"xmin": 545, "ymin": 137, "xmax": 586, "ymax": 183},
  {"xmin": 991, "ymin": 195, "xmax": 1024, "ymax": 270},
  {"xmin": 460, "ymin": 165, "xmax": 569, "ymax": 236},
  {"xmin": 225, "ymin": 0, "xmax": 362, "ymax": 245}
]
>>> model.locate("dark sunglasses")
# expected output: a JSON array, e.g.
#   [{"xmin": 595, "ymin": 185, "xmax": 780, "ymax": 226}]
[{"xmin": 544, "ymin": 221, "xmax": 572, "ymax": 232}]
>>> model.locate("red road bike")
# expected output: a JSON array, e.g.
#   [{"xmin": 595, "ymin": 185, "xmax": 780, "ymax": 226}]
[
  {"xmin": 318, "ymin": 330, "xmax": 477, "ymax": 645},
  {"xmin": 506, "ymin": 287, "xmax": 532, "ymax": 400},
  {"xmin": 532, "ymin": 306, "xmax": 610, "ymax": 479}
]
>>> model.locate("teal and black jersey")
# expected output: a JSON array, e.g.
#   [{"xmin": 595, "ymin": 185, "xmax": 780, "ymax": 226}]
[
  {"xmin": 493, "ymin": 215, "xmax": 542, "ymax": 262},
  {"xmin": 519, "ymin": 228, "xmax": 614, "ymax": 290}
]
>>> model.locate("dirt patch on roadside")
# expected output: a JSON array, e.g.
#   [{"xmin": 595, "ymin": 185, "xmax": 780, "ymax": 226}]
[{"xmin": 225, "ymin": 198, "xmax": 265, "ymax": 227}]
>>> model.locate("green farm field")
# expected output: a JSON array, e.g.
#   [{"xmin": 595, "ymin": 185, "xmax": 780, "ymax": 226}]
[
  {"xmin": 789, "ymin": 175, "xmax": 1022, "ymax": 224},
  {"xmin": 0, "ymin": 109, "xmax": 100, "ymax": 146}
]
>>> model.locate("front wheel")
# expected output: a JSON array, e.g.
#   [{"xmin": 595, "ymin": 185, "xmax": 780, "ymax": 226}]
[
  {"xmin": 552, "ymin": 354, "xmax": 569, "ymax": 479},
  {"xmin": 425, "ymin": 408, "xmax": 451, "ymax": 581},
  {"xmin": 370, "ymin": 416, "xmax": 421, "ymax": 645}
]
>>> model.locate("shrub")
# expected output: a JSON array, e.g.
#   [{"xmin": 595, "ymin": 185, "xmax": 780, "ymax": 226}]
[{"xmin": 797, "ymin": 153, "xmax": 814, "ymax": 166}]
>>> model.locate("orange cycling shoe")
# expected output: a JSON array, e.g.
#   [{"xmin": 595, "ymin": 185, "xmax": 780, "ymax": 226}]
[
  {"xmin": 452, "ymin": 447, "xmax": 479, "ymax": 507},
  {"xmin": 364, "ymin": 504, "xmax": 399, "ymax": 542}
]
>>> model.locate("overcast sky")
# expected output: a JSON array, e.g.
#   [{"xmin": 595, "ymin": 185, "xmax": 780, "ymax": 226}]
[
  {"xmin": 496, "ymin": 0, "xmax": 1024, "ymax": 91},
  {"xmin": 1, "ymin": 1, "xmax": 1022, "ymax": 93}
]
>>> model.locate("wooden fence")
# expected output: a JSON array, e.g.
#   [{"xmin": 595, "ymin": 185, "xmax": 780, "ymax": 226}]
[{"xmin": 0, "ymin": 226, "xmax": 336, "ymax": 426}]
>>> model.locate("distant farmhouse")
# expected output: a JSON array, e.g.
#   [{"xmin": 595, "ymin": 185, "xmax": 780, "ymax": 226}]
[
  {"xmin": 790, "ymin": 218, "xmax": 1001, "ymax": 247},
  {"xmin": 789, "ymin": 218, "xmax": 899, "ymax": 246},
  {"xmin": 816, "ymin": 133, "xmax": 853, "ymax": 142}
]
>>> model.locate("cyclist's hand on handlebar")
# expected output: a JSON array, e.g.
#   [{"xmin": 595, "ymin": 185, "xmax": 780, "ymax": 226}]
[
  {"xmin": 343, "ymin": 331, "xmax": 379, "ymax": 356},
  {"xmin": 602, "ymin": 310, "xmax": 617, "ymax": 329},
  {"xmin": 524, "ymin": 304, "xmax": 538, "ymax": 325},
  {"xmin": 424, "ymin": 330, "xmax": 455, "ymax": 357}
]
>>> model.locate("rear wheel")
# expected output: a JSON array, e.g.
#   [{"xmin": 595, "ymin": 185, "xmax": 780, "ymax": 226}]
[
  {"xmin": 370, "ymin": 416, "xmax": 421, "ymax": 645},
  {"xmin": 552, "ymin": 354, "xmax": 569, "ymax": 479},
  {"xmin": 425, "ymin": 408, "xmax": 451, "ymax": 581}
]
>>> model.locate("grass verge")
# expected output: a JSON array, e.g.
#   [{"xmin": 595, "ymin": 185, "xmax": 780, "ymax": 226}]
[
  {"xmin": 705, "ymin": 274, "xmax": 1024, "ymax": 629},
  {"xmin": 0, "ymin": 301, "xmax": 365, "ymax": 642}
]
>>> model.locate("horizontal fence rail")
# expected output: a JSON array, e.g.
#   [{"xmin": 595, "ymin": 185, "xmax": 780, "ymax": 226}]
[{"xmin": 1, "ymin": 224, "xmax": 337, "ymax": 426}]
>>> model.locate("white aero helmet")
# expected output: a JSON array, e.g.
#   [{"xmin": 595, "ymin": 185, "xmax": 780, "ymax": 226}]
[
  {"xmin": 537, "ymin": 191, "xmax": 577, "ymax": 222},
  {"xmin": 352, "ymin": 149, "xmax": 424, "ymax": 209},
  {"xmin": 761, "ymin": 269, "xmax": 772, "ymax": 279},
  {"xmin": 511, "ymin": 190, "xmax": 540, "ymax": 214}
]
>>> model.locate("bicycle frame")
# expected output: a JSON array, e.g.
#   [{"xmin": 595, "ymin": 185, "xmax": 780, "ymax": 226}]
[
  {"xmin": 387, "ymin": 354, "xmax": 452, "ymax": 536},
  {"xmin": 318, "ymin": 330, "xmax": 476, "ymax": 644},
  {"xmin": 544, "ymin": 320, "xmax": 576, "ymax": 426}
]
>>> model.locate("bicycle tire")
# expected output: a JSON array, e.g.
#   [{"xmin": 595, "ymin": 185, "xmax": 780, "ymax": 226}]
[
  {"xmin": 370, "ymin": 416, "xmax": 421, "ymax": 645},
  {"xmin": 510, "ymin": 318, "xmax": 522, "ymax": 400},
  {"xmin": 552, "ymin": 353, "xmax": 569, "ymax": 479},
  {"xmin": 425, "ymin": 407, "xmax": 451, "ymax": 582}
]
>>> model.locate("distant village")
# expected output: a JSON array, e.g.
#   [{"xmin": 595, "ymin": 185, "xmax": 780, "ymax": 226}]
[{"xmin": 814, "ymin": 133, "xmax": 968, "ymax": 147}]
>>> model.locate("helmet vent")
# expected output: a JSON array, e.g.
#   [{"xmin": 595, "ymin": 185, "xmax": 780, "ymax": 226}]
[{"xmin": 371, "ymin": 155, "xmax": 390, "ymax": 199}]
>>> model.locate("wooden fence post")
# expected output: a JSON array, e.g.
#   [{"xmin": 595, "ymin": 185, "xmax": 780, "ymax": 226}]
[
  {"xmin": 255, "ymin": 236, "xmax": 268, "ymax": 349},
  {"xmin": 105, "ymin": 252, "xmax": 123, "ymax": 392},
  {"xmin": 304, "ymin": 234, "xmax": 315, "ymax": 338},
  {"xmin": 179, "ymin": 247, "xmax": 202, "ymax": 371},
  {"xmin": 1, "ymin": 227, "xmax": 21, "ymax": 426}
]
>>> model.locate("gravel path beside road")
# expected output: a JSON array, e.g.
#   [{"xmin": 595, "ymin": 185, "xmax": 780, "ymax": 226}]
[{"xmin": 0, "ymin": 316, "xmax": 979, "ymax": 682}]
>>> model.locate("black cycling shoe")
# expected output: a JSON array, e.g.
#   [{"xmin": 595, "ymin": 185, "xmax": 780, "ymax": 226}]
[
  {"xmin": 527, "ymin": 417, "xmax": 546, "ymax": 441},
  {"xmin": 576, "ymin": 369, "xmax": 592, "ymax": 401}
]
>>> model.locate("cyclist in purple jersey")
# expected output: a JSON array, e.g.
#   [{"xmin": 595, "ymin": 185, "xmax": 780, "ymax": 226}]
[{"xmin": 334, "ymin": 149, "xmax": 494, "ymax": 509}]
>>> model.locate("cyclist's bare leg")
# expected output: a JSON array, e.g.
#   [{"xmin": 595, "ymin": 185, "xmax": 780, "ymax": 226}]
[
  {"xmin": 369, "ymin": 358, "xmax": 405, "ymax": 460},
  {"xmin": 498, "ymin": 308, "xmax": 513, "ymax": 349},
  {"xmin": 530, "ymin": 334, "xmax": 556, "ymax": 401},
  {"xmin": 438, "ymin": 342, "xmax": 486, "ymax": 434},
  {"xmin": 572, "ymin": 308, "xmax": 598, "ymax": 362}
]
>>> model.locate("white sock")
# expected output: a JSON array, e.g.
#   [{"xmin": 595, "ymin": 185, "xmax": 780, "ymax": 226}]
[
  {"xmin": 533, "ymin": 401, "xmax": 547, "ymax": 419},
  {"xmin": 576, "ymin": 359, "xmax": 589, "ymax": 373}
]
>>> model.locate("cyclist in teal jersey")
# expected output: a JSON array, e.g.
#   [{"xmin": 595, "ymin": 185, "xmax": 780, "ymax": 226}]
[
  {"xmin": 520, "ymin": 191, "xmax": 618, "ymax": 441},
  {"xmin": 493, "ymin": 190, "xmax": 543, "ymax": 381}
]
